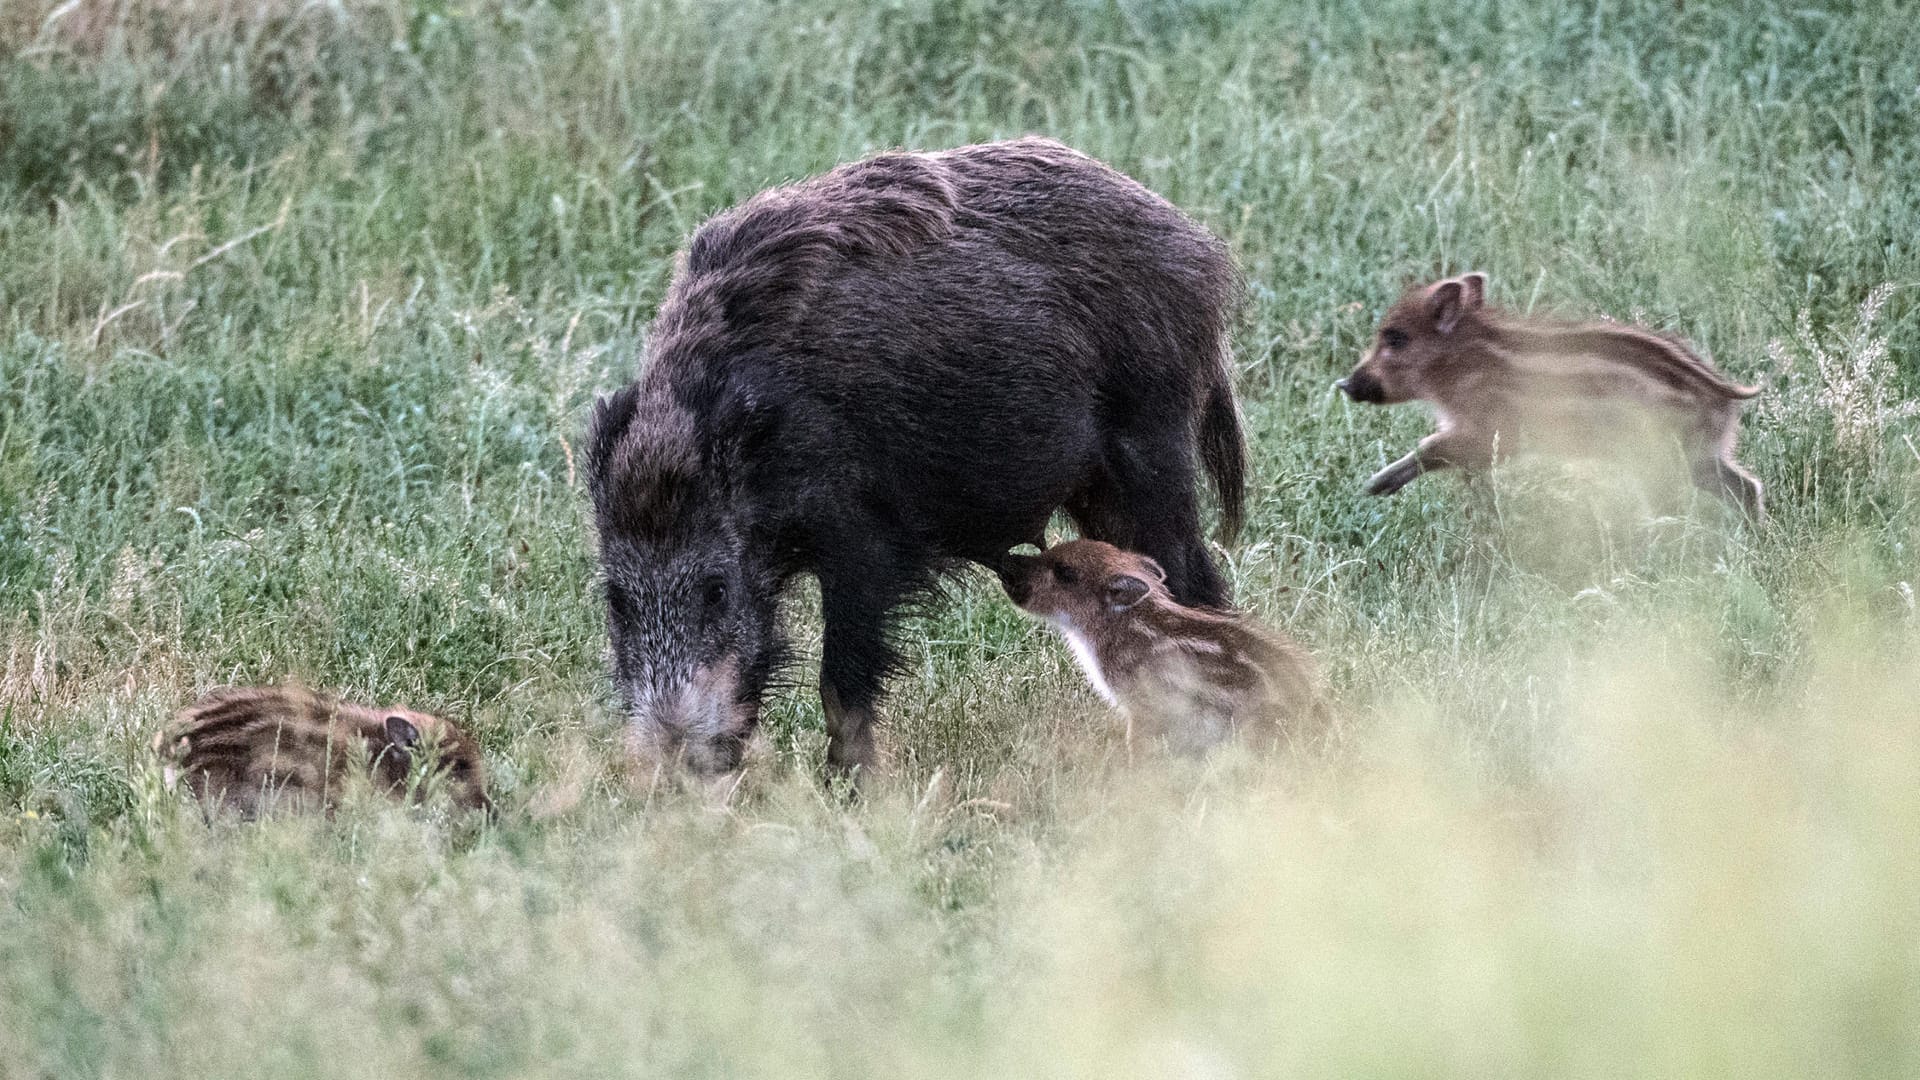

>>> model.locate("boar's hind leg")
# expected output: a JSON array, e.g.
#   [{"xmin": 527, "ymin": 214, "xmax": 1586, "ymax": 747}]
[
  {"xmin": 1077, "ymin": 432, "xmax": 1230, "ymax": 609},
  {"xmin": 816, "ymin": 559, "xmax": 913, "ymax": 780}
]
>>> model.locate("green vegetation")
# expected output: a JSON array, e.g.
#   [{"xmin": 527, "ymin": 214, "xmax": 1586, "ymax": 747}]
[{"xmin": 4, "ymin": 0, "xmax": 1918, "ymax": 1074}]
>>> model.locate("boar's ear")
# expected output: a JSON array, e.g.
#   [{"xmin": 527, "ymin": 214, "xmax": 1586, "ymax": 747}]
[
  {"xmin": 384, "ymin": 715, "xmax": 421, "ymax": 750},
  {"xmin": 702, "ymin": 359, "xmax": 785, "ymax": 468},
  {"xmin": 589, "ymin": 386, "xmax": 638, "ymax": 440},
  {"xmin": 1459, "ymin": 272, "xmax": 1487, "ymax": 310},
  {"xmin": 1427, "ymin": 279, "xmax": 1468, "ymax": 334},
  {"xmin": 586, "ymin": 386, "xmax": 642, "ymax": 481},
  {"xmin": 1104, "ymin": 573, "xmax": 1152, "ymax": 612}
]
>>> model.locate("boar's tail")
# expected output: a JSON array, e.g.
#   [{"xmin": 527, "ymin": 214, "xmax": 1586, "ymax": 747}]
[{"xmin": 1198, "ymin": 376, "xmax": 1247, "ymax": 544}]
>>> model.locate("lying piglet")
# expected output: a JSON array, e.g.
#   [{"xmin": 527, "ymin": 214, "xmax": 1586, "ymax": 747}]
[{"xmin": 155, "ymin": 685, "xmax": 490, "ymax": 816}]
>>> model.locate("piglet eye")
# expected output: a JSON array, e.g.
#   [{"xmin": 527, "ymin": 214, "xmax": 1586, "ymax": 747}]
[
  {"xmin": 701, "ymin": 576, "xmax": 729, "ymax": 610},
  {"xmin": 1381, "ymin": 328, "xmax": 1410, "ymax": 349},
  {"xmin": 1053, "ymin": 564, "xmax": 1080, "ymax": 586}
]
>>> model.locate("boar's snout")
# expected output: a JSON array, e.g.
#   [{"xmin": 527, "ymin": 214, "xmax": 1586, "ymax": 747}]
[
  {"xmin": 622, "ymin": 658, "xmax": 753, "ymax": 776},
  {"xmin": 1337, "ymin": 370, "xmax": 1385, "ymax": 404},
  {"xmin": 995, "ymin": 552, "xmax": 1039, "ymax": 607},
  {"xmin": 627, "ymin": 721, "xmax": 746, "ymax": 778},
  {"xmin": 627, "ymin": 710, "xmax": 748, "ymax": 777}
]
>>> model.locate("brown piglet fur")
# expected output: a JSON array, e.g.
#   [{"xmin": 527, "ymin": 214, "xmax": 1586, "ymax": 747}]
[
  {"xmin": 997, "ymin": 540, "xmax": 1322, "ymax": 754},
  {"xmin": 154, "ymin": 686, "xmax": 490, "ymax": 817},
  {"xmin": 1337, "ymin": 272, "xmax": 1764, "ymax": 518}
]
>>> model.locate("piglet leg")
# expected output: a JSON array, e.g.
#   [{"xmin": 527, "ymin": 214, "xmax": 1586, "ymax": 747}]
[
  {"xmin": 1364, "ymin": 451, "xmax": 1426, "ymax": 496},
  {"xmin": 1693, "ymin": 456, "xmax": 1767, "ymax": 523},
  {"xmin": 1364, "ymin": 431, "xmax": 1486, "ymax": 496}
]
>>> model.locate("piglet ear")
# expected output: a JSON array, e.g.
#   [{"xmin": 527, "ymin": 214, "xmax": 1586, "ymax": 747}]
[
  {"xmin": 1139, "ymin": 557, "xmax": 1167, "ymax": 583},
  {"xmin": 385, "ymin": 715, "xmax": 421, "ymax": 749},
  {"xmin": 1428, "ymin": 279, "xmax": 1467, "ymax": 335},
  {"xmin": 1104, "ymin": 573, "xmax": 1151, "ymax": 612},
  {"xmin": 1459, "ymin": 272, "xmax": 1487, "ymax": 310}
]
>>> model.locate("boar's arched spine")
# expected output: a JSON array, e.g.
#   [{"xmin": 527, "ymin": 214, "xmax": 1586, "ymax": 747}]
[{"xmin": 588, "ymin": 136, "xmax": 1246, "ymax": 779}]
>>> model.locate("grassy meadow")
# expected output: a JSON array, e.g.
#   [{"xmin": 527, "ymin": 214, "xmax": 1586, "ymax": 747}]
[{"xmin": 4, "ymin": 0, "xmax": 1920, "ymax": 1074}]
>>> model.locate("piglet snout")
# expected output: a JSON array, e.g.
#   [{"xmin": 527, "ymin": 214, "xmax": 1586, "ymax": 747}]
[{"xmin": 1336, "ymin": 371, "xmax": 1384, "ymax": 403}]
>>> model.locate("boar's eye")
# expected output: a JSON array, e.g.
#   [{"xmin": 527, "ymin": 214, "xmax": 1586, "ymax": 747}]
[
  {"xmin": 604, "ymin": 582, "xmax": 635, "ymax": 621},
  {"xmin": 1052, "ymin": 563, "xmax": 1080, "ymax": 586},
  {"xmin": 700, "ymin": 575, "xmax": 729, "ymax": 611},
  {"xmin": 1381, "ymin": 327, "xmax": 1410, "ymax": 350}
]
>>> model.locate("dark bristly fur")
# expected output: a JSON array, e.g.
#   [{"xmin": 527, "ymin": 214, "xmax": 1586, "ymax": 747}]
[
  {"xmin": 587, "ymin": 136, "xmax": 1247, "ymax": 779},
  {"xmin": 997, "ymin": 540, "xmax": 1322, "ymax": 754},
  {"xmin": 155, "ymin": 686, "xmax": 490, "ymax": 817},
  {"xmin": 1336, "ymin": 272, "xmax": 1765, "ymax": 517}
]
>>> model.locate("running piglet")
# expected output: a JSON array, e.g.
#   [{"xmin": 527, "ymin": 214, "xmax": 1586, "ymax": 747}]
[{"xmin": 1336, "ymin": 272, "xmax": 1764, "ymax": 518}]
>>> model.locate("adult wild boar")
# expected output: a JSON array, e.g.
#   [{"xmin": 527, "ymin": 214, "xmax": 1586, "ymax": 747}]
[{"xmin": 587, "ymin": 137, "xmax": 1245, "ymax": 777}]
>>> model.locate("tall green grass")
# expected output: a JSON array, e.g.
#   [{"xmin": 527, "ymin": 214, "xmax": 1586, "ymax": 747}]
[{"xmin": 3, "ymin": 0, "xmax": 1919, "ymax": 1075}]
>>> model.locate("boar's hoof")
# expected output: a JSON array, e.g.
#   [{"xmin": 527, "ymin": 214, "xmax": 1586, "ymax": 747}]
[{"xmin": 821, "ymin": 687, "xmax": 877, "ymax": 785}]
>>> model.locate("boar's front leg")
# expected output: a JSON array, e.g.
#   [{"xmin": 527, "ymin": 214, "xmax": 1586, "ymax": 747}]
[
  {"xmin": 815, "ymin": 555, "xmax": 912, "ymax": 782},
  {"xmin": 1364, "ymin": 430, "xmax": 1488, "ymax": 496}
]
